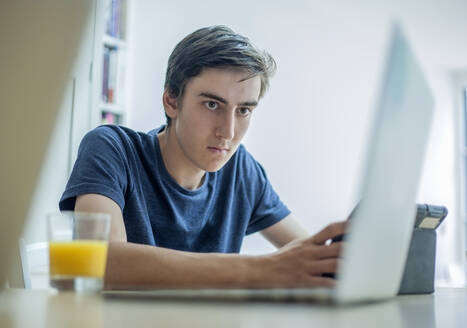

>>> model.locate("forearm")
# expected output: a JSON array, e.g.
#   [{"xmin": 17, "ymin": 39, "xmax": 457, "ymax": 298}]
[
  {"xmin": 104, "ymin": 242, "xmax": 265, "ymax": 290},
  {"xmin": 261, "ymin": 215, "xmax": 309, "ymax": 248},
  {"xmin": 103, "ymin": 221, "xmax": 348, "ymax": 290}
]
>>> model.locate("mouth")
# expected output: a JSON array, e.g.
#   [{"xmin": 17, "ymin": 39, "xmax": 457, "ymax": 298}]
[{"xmin": 207, "ymin": 146, "xmax": 230, "ymax": 154}]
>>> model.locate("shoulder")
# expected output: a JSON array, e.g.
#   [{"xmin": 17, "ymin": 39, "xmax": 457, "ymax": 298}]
[
  {"xmin": 235, "ymin": 144, "xmax": 266, "ymax": 175},
  {"xmin": 83, "ymin": 125, "xmax": 136, "ymax": 143},
  {"xmin": 221, "ymin": 145, "xmax": 273, "ymax": 211},
  {"xmin": 225, "ymin": 144, "xmax": 268, "ymax": 183},
  {"xmin": 81, "ymin": 125, "xmax": 147, "ymax": 153}
]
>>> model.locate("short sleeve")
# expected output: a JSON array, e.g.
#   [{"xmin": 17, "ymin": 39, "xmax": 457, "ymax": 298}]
[
  {"xmin": 59, "ymin": 126, "xmax": 129, "ymax": 211},
  {"xmin": 245, "ymin": 155, "xmax": 291, "ymax": 235}
]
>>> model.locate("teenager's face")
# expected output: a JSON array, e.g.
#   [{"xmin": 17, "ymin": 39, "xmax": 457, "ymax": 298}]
[{"xmin": 166, "ymin": 67, "xmax": 261, "ymax": 172}]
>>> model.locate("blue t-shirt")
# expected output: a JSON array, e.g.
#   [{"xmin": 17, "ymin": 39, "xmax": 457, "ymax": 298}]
[{"xmin": 59, "ymin": 125, "xmax": 290, "ymax": 253}]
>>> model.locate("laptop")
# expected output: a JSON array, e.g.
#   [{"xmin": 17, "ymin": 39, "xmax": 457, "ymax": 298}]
[
  {"xmin": 104, "ymin": 24, "xmax": 434, "ymax": 304},
  {"xmin": 0, "ymin": 1, "xmax": 94, "ymax": 288}
]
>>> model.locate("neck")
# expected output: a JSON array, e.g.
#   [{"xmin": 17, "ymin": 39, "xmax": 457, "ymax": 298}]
[{"xmin": 157, "ymin": 126, "xmax": 205, "ymax": 190}]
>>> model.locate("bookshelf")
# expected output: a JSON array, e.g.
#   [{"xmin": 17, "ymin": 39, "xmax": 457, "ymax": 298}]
[{"xmin": 92, "ymin": 0, "xmax": 130, "ymax": 127}]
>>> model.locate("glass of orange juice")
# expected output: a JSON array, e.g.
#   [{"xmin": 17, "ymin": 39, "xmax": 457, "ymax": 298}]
[{"xmin": 47, "ymin": 211, "xmax": 110, "ymax": 292}]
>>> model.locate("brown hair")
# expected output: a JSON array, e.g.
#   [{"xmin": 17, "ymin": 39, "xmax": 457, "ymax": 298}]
[{"xmin": 164, "ymin": 25, "xmax": 276, "ymax": 125}]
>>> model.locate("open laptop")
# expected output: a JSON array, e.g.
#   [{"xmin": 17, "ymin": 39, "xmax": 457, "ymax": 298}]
[
  {"xmin": 104, "ymin": 24, "xmax": 434, "ymax": 304},
  {"xmin": 0, "ymin": 1, "xmax": 94, "ymax": 288}
]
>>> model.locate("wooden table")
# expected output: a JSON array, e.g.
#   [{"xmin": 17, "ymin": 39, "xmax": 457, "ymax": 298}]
[{"xmin": 1, "ymin": 287, "xmax": 466, "ymax": 327}]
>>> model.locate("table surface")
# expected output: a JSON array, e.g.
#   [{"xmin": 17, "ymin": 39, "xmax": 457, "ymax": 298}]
[{"xmin": 1, "ymin": 287, "xmax": 467, "ymax": 328}]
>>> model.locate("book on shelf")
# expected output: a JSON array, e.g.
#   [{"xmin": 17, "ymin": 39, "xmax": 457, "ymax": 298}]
[
  {"xmin": 102, "ymin": 47, "xmax": 110, "ymax": 103},
  {"xmin": 99, "ymin": 0, "xmax": 127, "ymax": 128},
  {"xmin": 101, "ymin": 111, "xmax": 122, "ymax": 125},
  {"xmin": 105, "ymin": 0, "xmax": 124, "ymax": 39},
  {"xmin": 101, "ymin": 46, "xmax": 119, "ymax": 104},
  {"xmin": 108, "ymin": 47, "xmax": 118, "ymax": 103}
]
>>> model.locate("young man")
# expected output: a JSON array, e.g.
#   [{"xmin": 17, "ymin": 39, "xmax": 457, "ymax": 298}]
[{"xmin": 60, "ymin": 25, "xmax": 346, "ymax": 289}]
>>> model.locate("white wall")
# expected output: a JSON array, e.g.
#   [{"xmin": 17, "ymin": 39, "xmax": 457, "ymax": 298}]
[{"xmin": 127, "ymin": 0, "xmax": 467, "ymax": 285}]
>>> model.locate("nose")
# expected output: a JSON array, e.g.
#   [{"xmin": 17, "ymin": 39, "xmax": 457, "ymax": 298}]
[{"xmin": 216, "ymin": 110, "xmax": 235, "ymax": 141}]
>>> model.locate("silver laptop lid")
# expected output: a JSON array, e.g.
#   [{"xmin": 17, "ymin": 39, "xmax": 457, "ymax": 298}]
[
  {"xmin": 0, "ymin": 1, "xmax": 93, "ymax": 288},
  {"xmin": 335, "ymin": 24, "xmax": 434, "ymax": 303}
]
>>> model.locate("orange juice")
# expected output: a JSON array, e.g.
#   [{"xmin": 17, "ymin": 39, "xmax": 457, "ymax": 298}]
[{"xmin": 49, "ymin": 240, "xmax": 108, "ymax": 278}]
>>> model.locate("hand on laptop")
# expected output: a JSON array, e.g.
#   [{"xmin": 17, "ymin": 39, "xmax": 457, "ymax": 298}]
[{"xmin": 261, "ymin": 221, "xmax": 347, "ymax": 288}]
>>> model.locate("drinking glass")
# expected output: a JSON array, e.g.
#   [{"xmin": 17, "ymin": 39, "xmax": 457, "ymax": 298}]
[{"xmin": 47, "ymin": 211, "xmax": 110, "ymax": 292}]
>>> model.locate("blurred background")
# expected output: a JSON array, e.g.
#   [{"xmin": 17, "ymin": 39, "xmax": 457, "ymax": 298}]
[{"xmin": 18, "ymin": 0, "xmax": 467, "ymax": 287}]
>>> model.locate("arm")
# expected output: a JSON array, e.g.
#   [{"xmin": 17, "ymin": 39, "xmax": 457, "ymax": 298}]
[
  {"xmin": 260, "ymin": 214, "xmax": 309, "ymax": 248},
  {"xmin": 75, "ymin": 194, "xmax": 347, "ymax": 289},
  {"xmin": 76, "ymin": 194, "xmax": 264, "ymax": 289}
]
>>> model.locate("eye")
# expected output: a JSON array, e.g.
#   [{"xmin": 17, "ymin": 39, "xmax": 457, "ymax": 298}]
[
  {"xmin": 205, "ymin": 101, "xmax": 219, "ymax": 110},
  {"xmin": 238, "ymin": 107, "xmax": 251, "ymax": 117}
]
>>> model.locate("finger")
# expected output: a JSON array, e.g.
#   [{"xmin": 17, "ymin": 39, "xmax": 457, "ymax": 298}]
[
  {"xmin": 313, "ymin": 242, "xmax": 344, "ymax": 260},
  {"xmin": 305, "ymin": 276, "xmax": 336, "ymax": 288},
  {"xmin": 307, "ymin": 258, "xmax": 339, "ymax": 275},
  {"xmin": 311, "ymin": 221, "xmax": 348, "ymax": 245}
]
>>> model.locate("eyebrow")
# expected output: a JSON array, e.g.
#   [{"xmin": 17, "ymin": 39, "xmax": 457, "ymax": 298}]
[{"xmin": 198, "ymin": 92, "xmax": 258, "ymax": 107}]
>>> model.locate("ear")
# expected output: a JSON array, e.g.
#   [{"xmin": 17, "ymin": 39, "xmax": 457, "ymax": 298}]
[{"xmin": 162, "ymin": 89, "xmax": 179, "ymax": 120}]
